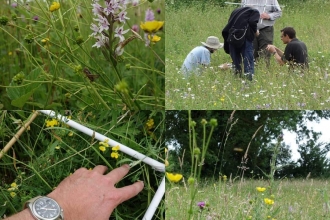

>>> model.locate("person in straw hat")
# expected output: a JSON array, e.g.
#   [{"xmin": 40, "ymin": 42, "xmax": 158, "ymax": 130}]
[{"xmin": 181, "ymin": 36, "xmax": 223, "ymax": 77}]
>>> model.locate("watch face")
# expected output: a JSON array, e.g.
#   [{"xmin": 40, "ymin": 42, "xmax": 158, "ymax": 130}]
[{"xmin": 32, "ymin": 197, "xmax": 60, "ymax": 220}]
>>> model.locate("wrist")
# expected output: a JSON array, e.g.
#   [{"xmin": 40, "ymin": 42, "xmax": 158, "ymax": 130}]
[{"xmin": 6, "ymin": 209, "xmax": 35, "ymax": 220}]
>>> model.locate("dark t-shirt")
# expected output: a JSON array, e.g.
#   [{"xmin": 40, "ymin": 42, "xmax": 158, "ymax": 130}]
[{"xmin": 282, "ymin": 38, "xmax": 309, "ymax": 69}]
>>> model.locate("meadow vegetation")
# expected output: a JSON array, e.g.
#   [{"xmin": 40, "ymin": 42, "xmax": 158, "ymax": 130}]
[
  {"xmin": 0, "ymin": 110, "xmax": 165, "ymax": 219},
  {"xmin": 166, "ymin": 178, "xmax": 330, "ymax": 220},
  {"xmin": 0, "ymin": 0, "xmax": 164, "ymax": 110},
  {"xmin": 165, "ymin": 0, "xmax": 330, "ymax": 109},
  {"xmin": 165, "ymin": 110, "xmax": 330, "ymax": 219}
]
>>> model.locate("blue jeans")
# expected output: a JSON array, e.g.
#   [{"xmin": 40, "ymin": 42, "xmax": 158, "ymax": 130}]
[{"xmin": 229, "ymin": 40, "xmax": 254, "ymax": 75}]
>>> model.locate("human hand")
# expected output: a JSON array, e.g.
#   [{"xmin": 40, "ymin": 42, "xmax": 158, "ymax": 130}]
[
  {"xmin": 260, "ymin": 12, "xmax": 270, "ymax": 20},
  {"xmin": 266, "ymin": 45, "xmax": 276, "ymax": 53},
  {"xmin": 48, "ymin": 164, "xmax": 144, "ymax": 220},
  {"xmin": 255, "ymin": 30, "xmax": 260, "ymax": 37}
]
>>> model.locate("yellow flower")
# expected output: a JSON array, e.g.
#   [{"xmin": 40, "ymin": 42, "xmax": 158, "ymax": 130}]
[
  {"xmin": 166, "ymin": 172, "xmax": 183, "ymax": 183},
  {"xmin": 111, "ymin": 151, "xmax": 119, "ymax": 159},
  {"xmin": 222, "ymin": 175, "xmax": 227, "ymax": 181},
  {"xmin": 41, "ymin": 38, "xmax": 50, "ymax": 43},
  {"xmin": 45, "ymin": 119, "xmax": 59, "ymax": 127},
  {"xmin": 99, "ymin": 139, "xmax": 109, "ymax": 147},
  {"xmin": 49, "ymin": 2, "xmax": 60, "ymax": 12},
  {"xmin": 148, "ymin": 35, "xmax": 161, "ymax": 43},
  {"xmin": 256, "ymin": 187, "xmax": 266, "ymax": 192},
  {"xmin": 8, "ymin": 51, "xmax": 13, "ymax": 56},
  {"xmin": 112, "ymin": 145, "xmax": 120, "ymax": 151},
  {"xmin": 68, "ymin": 131, "xmax": 73, "ymax": 136},
  {"xmin": 99, "ymin": 146, "xmax": 106, "ymax": 152},
  {"xmin": 55, "ymin": 146, "xmax": 60, "ymax": 150},
  {"xmin": 8, "ymin": 182, "xmax": 18, "ymax": 191},
  {"xmin": 264, "ymin": 198, "xmax": 274, "ymax": 205},
  {"xmin": 10, "ymin": 192, "xmax": 16, "ymax": 198},
  {"xmin": 140, "ymin": 21, "xmax": 164, "ymax": 34},
  {"xmin": 220, "ymin": 97, "xmax": 225, "ymax": 102},
  {"xmin": 145, "ymin": 118, "xmax": 154, "ymax": 130}
]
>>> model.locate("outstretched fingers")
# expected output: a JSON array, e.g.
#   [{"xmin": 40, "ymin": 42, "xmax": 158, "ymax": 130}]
[{"xmin": 116, "ymin": 181, "xmax": 144, "ymax": 203}]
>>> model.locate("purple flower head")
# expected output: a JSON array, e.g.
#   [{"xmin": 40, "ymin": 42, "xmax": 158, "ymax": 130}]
[
  {"xmin": 117, "ymin": 10, "xmax": 129, "ymax": 23},
  {"xmin": 33, "ymin": 16, "xmax": 39, "ymax": 21},
  {"xmin": 92, "ymin": 2, "xmax": 103, "ymax": 16},
  {"xmin": 145, "ymin": 8, "xmax": 154, "ymax": 21},
  {"xmin": 132, "ymin": 0, "xmax": 139, "ymax": 6},
  {"xmin": 114, "ymin": 26, "xmax": 129, "ymax": 42},
  {"xmin": 11, "ymin": 3, "xmax": 18, "ymax": 8},
  {"xmin": 132, "ymin": 24, "xmax": 139, "ymax": 32},
  {"xmin": 104, "ymin": 1, "xmax": 119, "ymax": 16},
  {"xmin": 94, "ymin": 14, "xmax": 110, "ymax": 32},
  {"xmin": 156, "ymin": 8, "xmax": 161, "ymax": 14},
  {"xmin": 197, "ymin": 201, "xmax": 206, "ymax": 209}
]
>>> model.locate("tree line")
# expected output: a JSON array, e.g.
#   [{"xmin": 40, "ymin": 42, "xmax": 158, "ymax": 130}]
[{"xmin": 166, "ymin": 111, "xmax": 330, "ymax": 179}]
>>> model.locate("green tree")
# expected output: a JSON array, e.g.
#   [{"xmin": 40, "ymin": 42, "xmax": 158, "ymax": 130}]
[{"xmin": 295, "ymin": 131, "xmax": 330, "ymax": 178}]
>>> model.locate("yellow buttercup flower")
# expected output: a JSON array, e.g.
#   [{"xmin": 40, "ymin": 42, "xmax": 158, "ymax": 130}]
[
  {"xmin": 99, "ymin": 139, "xmax": 109, "ymax": 147},
  {"xmin": 41, "ymin": 38, "xmax": 50, "ymax": 43},
  {"xmin": 140, "ymin": 21, "xmax": 164, "ymax": 34},
  {"xmin": 45, "ymin": 119, "xmax": 59, "ymax": 127},
  {"xmin": 148, "ymin": 35, "xmax": 161, "ymax": 43},
  {"xmin": 112, "ymin": 145, "xmax": 120, "ymax": 151},
  {"xmin": 256, "ymin": 187, "xmax": 266, "ymax": 192},
  {"xmin": 49, "ymin": 2, "xmax": 60, "ymax": 12},
  {"xmin": 166, "ymin": 172, "xmax": 183, "ymax": 183},
  {"xmin": 111, "ymin": 151, "xmax": 119, "ymax": 159},
  {"xmin": 99, "ymin": 146, "xmax": 106, "ymax": 152},
  {"xmin": 10, "ymin": 192, "xmax": 16, "ymax": 198},
  {"xmin": 264, "ymin": 198, "xmax": 274, "ymax": 205}
]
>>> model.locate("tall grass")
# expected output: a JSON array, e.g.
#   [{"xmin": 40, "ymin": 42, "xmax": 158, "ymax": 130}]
[
  {"xmin": 0, "ymin": 0, "xmax": 164, "ymax": 110},
  {"xmin": 166, "ymin": 179, "xmax": 330, "ymax": 220},
  {"xmin": 165, "ymin": 0, "xmax": 330, "ymax": 109}
]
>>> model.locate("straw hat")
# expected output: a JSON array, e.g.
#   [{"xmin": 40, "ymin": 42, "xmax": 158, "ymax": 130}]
[{"xmin": 201, "ymin": 36, "xmax": 223, "ymax": 49}]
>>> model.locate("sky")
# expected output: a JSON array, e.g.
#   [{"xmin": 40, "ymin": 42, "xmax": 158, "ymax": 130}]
[{"xmin": 283, "ymin": 118, "xmax": 330, "ymax": 162}]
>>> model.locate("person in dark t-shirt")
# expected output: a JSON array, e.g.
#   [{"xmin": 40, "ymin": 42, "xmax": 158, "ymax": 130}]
[{"xmin": 266, "ymin": 27, "xmax": 308, "ymax": 71}]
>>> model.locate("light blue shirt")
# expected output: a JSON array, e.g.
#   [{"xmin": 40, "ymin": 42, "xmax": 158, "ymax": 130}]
[{"xmin": 181, "ymin": 46, "xmax": 211, "ymax": 77}]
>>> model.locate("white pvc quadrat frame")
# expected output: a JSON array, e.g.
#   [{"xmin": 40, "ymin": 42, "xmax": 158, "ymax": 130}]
[{"xmin": 39, "ymin": 110, "xmax": 165, "ymax": 220}]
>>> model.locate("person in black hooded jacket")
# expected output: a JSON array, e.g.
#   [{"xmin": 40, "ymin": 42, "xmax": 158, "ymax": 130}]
[{"xmin": 222, "ymin": 7, "xmax": 260, "ymax": 81}]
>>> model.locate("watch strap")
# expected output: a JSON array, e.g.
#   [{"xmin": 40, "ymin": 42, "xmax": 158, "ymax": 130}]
[{"xmin": 24, "ymin": 196, "xmax": 64, "ymax": 220}]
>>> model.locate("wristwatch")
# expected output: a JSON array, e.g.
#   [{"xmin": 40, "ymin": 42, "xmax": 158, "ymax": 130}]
[{"xmin": 25, "ymin": 196, "xmax": 64, "ymax": 220}]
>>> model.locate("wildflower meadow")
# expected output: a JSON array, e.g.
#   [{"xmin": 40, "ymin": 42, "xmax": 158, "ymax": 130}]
[
  {"xmin": 0, "ymin": 0, "xmax": 164, "ymax": 110},
  {"xmin": 0, "ymin": 110, "xmax": 165, "ymax": 219},
  {"xmin": 165, "ymin": 0, "xmax": 330, "ymax": 109},
  {"xmin": 165, "ymin": 110, "xmax": 330, "ymax": 220}
]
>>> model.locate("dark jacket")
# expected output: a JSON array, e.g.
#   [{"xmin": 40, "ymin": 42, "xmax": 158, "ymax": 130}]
[{"xmin": 222, "ymin": 7, "xmax": 260, "ymax": 54}]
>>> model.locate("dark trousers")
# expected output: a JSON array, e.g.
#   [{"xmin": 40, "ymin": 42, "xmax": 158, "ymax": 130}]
[
  {"xmin": 253, "ymin": 26, "xmax": 274, "ymax": 65},
  {"xmin": 229, "ymin": 40, "xmax": 254, "ymax": 75}
]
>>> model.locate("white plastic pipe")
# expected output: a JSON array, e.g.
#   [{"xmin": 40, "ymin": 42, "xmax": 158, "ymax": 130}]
[
  {"xmin": 142, "ymin": 176, "xmax": 165, "ymax": 220},
  {"xmin": 38, "ymin": 110, "xmax": 165, "ymax": 172},
  {"xmin": 38, "ymin": 110, "xmax": 165, "ymax": 220}
]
